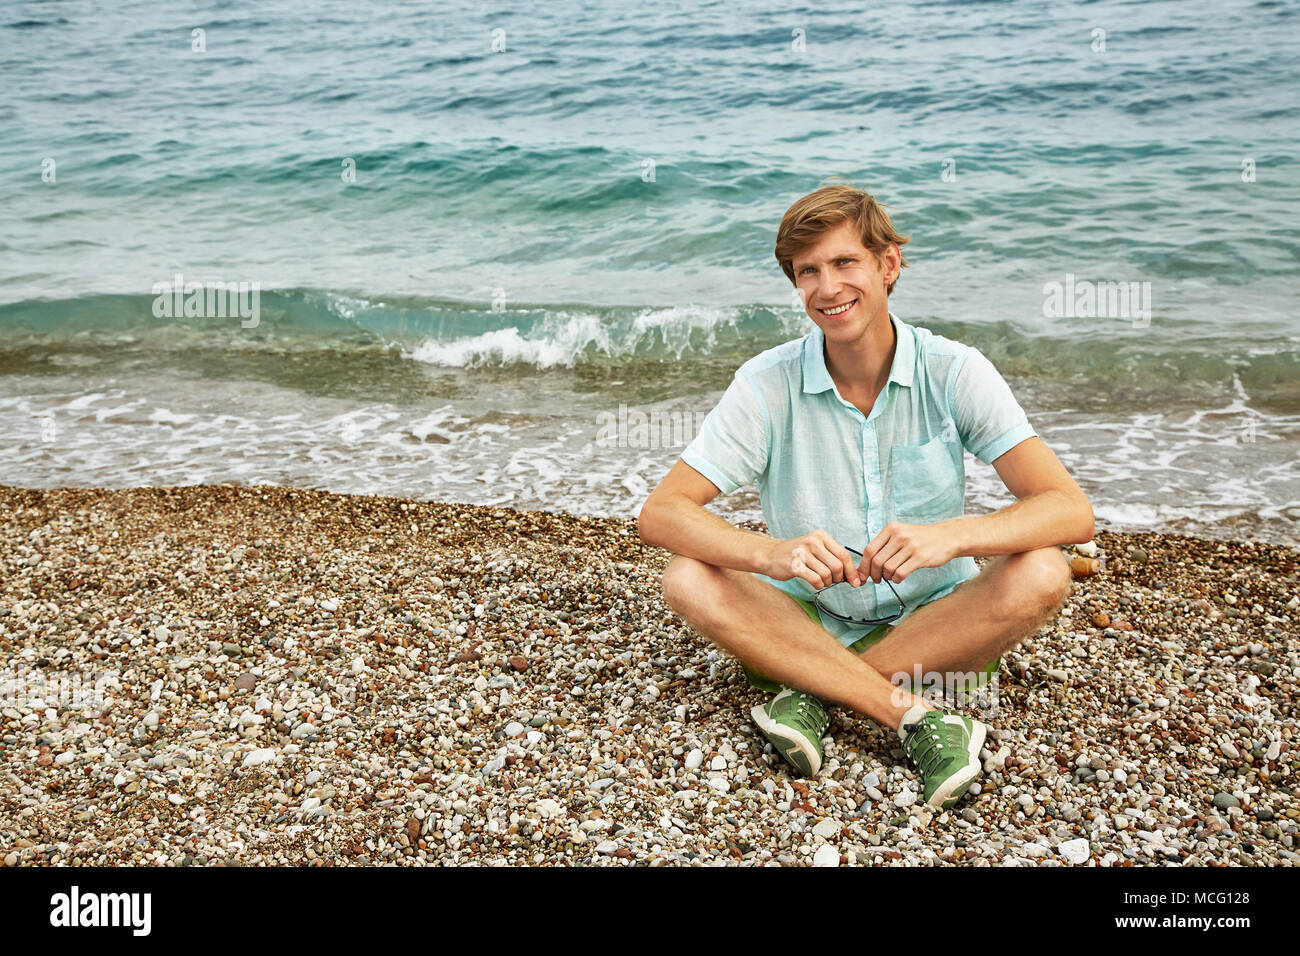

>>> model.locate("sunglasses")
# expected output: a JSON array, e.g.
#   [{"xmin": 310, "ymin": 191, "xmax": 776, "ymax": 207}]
[{"xmin": 812, "ymin": 545, "xmax": 906, "ymax": 628}]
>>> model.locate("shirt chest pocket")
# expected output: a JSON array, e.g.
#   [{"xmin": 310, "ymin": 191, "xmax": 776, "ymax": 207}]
[{"xmin": 887, "ymin": 435, "xmax": 964, "ymax": 522}]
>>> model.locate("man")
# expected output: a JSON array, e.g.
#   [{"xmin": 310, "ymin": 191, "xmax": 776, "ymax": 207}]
[{"xmin": 637, "ymin": 184, "xmax": 1093, "ymax": 811}]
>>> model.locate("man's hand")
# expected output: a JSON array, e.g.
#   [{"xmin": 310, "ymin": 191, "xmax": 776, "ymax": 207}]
[
  {"xmin": 762, "ymin": 529, "xmax": 864, "ymax": 590},
  {"xmin": 857, "ymin": 521, "xmax": 957, "ymax": 584}
]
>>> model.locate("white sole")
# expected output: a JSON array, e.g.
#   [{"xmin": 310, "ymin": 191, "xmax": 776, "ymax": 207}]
[
  {"xmin": 926, "ymin": 719, "xmax": 988, "ymax": 809},
  {"xmin": 750, "ymin": 703, "xmax": 821, "ymax": 777}
]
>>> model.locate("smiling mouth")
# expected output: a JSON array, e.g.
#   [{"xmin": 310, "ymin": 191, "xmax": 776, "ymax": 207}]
[{"xmin": 817, "ymin": 298, "xmax": 857, "ymax": 316}]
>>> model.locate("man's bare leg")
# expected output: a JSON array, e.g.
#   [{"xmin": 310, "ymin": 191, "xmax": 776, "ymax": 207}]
[
  {"xmin": 856, "ymin": 547, "xmax": 1072, "ymax": 684},
  {"xmin": 661, "ymin": 555, "xmax": 928, "ymax": 731}
]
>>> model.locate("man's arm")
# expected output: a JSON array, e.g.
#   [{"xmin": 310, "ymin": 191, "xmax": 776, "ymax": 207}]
[
  {"xmin": 638, "ymin": 461, "xmax": 863, "ymax": 589},
  {"xmin": 947, "ymin": 436, "xmax": 1094, "ymax": 558},
  {"xmin": 637, "ymin": 460, "xmax": 774, "ymax": 573}
]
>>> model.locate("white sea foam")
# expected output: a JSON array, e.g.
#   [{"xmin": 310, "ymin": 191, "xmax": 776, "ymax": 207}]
[
  {"xmin": 2, "ymin": 367, "xmax": 1296, "ymax": 547},
  {"xmin": 408, "ymin": 326, "xmax": 582, "ymax": 368}
]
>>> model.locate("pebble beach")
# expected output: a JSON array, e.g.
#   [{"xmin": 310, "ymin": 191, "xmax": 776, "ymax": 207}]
[{"xmin": 1, "ymin": 484, "xmax": 1297, "ymax": 867}]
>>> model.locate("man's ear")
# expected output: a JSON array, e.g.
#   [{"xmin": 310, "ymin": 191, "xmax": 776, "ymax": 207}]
[{"xmin": 878, "ymin": 244, "xmax": 902, "ymax": 274}]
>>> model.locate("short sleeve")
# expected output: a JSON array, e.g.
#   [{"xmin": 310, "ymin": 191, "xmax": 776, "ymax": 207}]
[
  {"xmin": 680, "ymin": 371, "xmax": 770, "ymax": 494},
  {"xmin": 952, "ymin": 347, "xmax": 1036, "ymax": 465}
]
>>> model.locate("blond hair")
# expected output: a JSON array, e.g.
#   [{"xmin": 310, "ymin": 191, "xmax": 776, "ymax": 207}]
[{"xmin": 775, "ymin": 183, "xmax": 910, "ymax": 295}]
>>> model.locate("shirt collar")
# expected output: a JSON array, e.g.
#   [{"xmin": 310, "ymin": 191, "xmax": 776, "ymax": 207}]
[{"xmin": 802, "ymin": 310, "xmax": 915, "ymax": 394}]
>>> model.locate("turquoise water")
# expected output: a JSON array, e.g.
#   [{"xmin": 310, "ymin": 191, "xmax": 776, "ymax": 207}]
[{"xmin": 1, "ymin": 0, "xmax": 1297, "ymax": 543}]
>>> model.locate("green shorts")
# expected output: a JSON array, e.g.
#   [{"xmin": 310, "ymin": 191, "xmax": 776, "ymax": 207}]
[{"xmin": 740, "ymin": 592, "xmax": 999, "ymax": 693}]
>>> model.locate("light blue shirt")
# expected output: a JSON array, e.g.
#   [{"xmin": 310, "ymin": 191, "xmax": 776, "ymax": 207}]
[{"xmin": 680, "ymin": 311, "xmax": 1037, "ymax": 646}]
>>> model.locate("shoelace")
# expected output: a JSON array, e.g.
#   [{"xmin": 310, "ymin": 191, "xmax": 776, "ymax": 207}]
[
  {"xmin": 789, "ymin": 693, "xmax": 829, "ymax": 738},
  {"xmin": 903, "ymin": 715, "xmax": 962, "ymax": 777}
]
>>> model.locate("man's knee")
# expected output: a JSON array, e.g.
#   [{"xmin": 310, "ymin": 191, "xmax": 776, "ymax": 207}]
[
  {"xmin": 995, "ymin": 547, "xmax": 1072, "ymax": 620},
  {"xmin": 661, "ymin": 554, "xmax": 721, "ymax": 613}
]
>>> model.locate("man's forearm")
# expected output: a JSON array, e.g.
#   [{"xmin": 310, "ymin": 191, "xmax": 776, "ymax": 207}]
[
  {"xmin": 638, "ymin": 495, "xmax": 772, "ymax": 573},
  {"xmin": 947, "ymin": 489, "xmax": 1094, "ymax": 558}
]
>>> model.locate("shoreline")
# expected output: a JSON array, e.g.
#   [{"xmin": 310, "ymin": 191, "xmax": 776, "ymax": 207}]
[{"xmin": 0, "ymin": 483, "xmax": 1297, "ymax": 867}]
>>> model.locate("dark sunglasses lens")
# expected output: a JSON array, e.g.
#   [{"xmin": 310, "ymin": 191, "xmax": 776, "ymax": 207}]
[{"xmin": 818, "ymin": 578, "xmax": 895, "ymax": 625}]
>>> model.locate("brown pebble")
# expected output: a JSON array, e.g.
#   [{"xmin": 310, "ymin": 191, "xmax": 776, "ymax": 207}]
[
  {"xmin": 1070, "ymin": 556, "xmax": 1100, "ymax": 578},
  {"xmin": 455, "ymin": 646, "xmax": 482, "ymax": 663},
  {"xmin": 508, "ymin": 655, "xmax": 529, "ymax": 672},
  {"xmin": 1193, "ymin": 599, "xmax": 1222, "ymax": 619},
  {"xmin": 234, "ymin": 672, "xmax": 257, "ymax": 691},
  {"xmin": 1091, "ymin": 611, "xmax": 1110, "ymax": 628},
  {"xmin": 407, "ymin": 817, "xmax": 420, "ymax": 843}
]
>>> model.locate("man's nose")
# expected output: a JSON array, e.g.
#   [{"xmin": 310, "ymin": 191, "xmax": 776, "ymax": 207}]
[{"xmin": 816, "ymin": 273, "xmax": 840, "ymax": 301}]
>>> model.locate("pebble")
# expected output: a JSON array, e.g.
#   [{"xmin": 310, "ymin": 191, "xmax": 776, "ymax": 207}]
[
  {"xmin": 242, "ymin": 748, "xmax": 277, "ymax": 767},
  {"xmin": 812, "ymin": 845, "xmax": 840, "ymax": 867},
  {"xmin": 3, "ymin": 485, "xmax": 1293, "ymax": 869},
  {"xmin": 1059, "ymin": 839, "xmax": 1091, "ymax": 864},
  {"xmin": 894, "ymin": 788, "xmax": 917, "ymax": 808},
  {"xmin": 812, "ymin": 818, "xmax": 841, "ymax": 839},
  {"xmin": 1213, "ymin": 792, "xmax": 1241, "ymax": 810}
]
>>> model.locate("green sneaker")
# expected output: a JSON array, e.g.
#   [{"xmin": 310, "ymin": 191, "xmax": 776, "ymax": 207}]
[
  {"xmin": 901, "ymin": 709, "xmax": 987, "ymax": 810},
  {"xmin": 750, "ymin": 688, "xmax": 831, "ymax": 777}
]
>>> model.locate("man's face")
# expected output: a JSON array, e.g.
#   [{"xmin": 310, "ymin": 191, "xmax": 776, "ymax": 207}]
[{"xmin": 792, "ymin": 220, "xmax": 897, "ymax": 345}]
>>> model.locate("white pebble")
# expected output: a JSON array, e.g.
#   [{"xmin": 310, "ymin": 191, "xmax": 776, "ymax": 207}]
[
  {"xmin": 812, "ymin": 845, "xmax": 840, "ymax": 867},
  {"xmin": 143, "ymin": 711, "xmax": 159, "ymax": 730},
  {"xmin": 894, "ymin": 788, "xmax": 917, "ymax": 808},
  {"xmin": 709, "ymin": 755, "xmax": 727, "ymax": 771},
  {"xmin": 242, "ymin": 748, "xmax": 276, "ymax": 768},
  {"xmin": 684, "ymin": 749, "xmax": 703, "ymax": 770},
  {"xmin": 1059, "ymin": 838, "xmax": 1091, "ymax": 864},
  {"xmin": 812, "ymin": 818, "xmax": 840, "ymax": 839}
]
